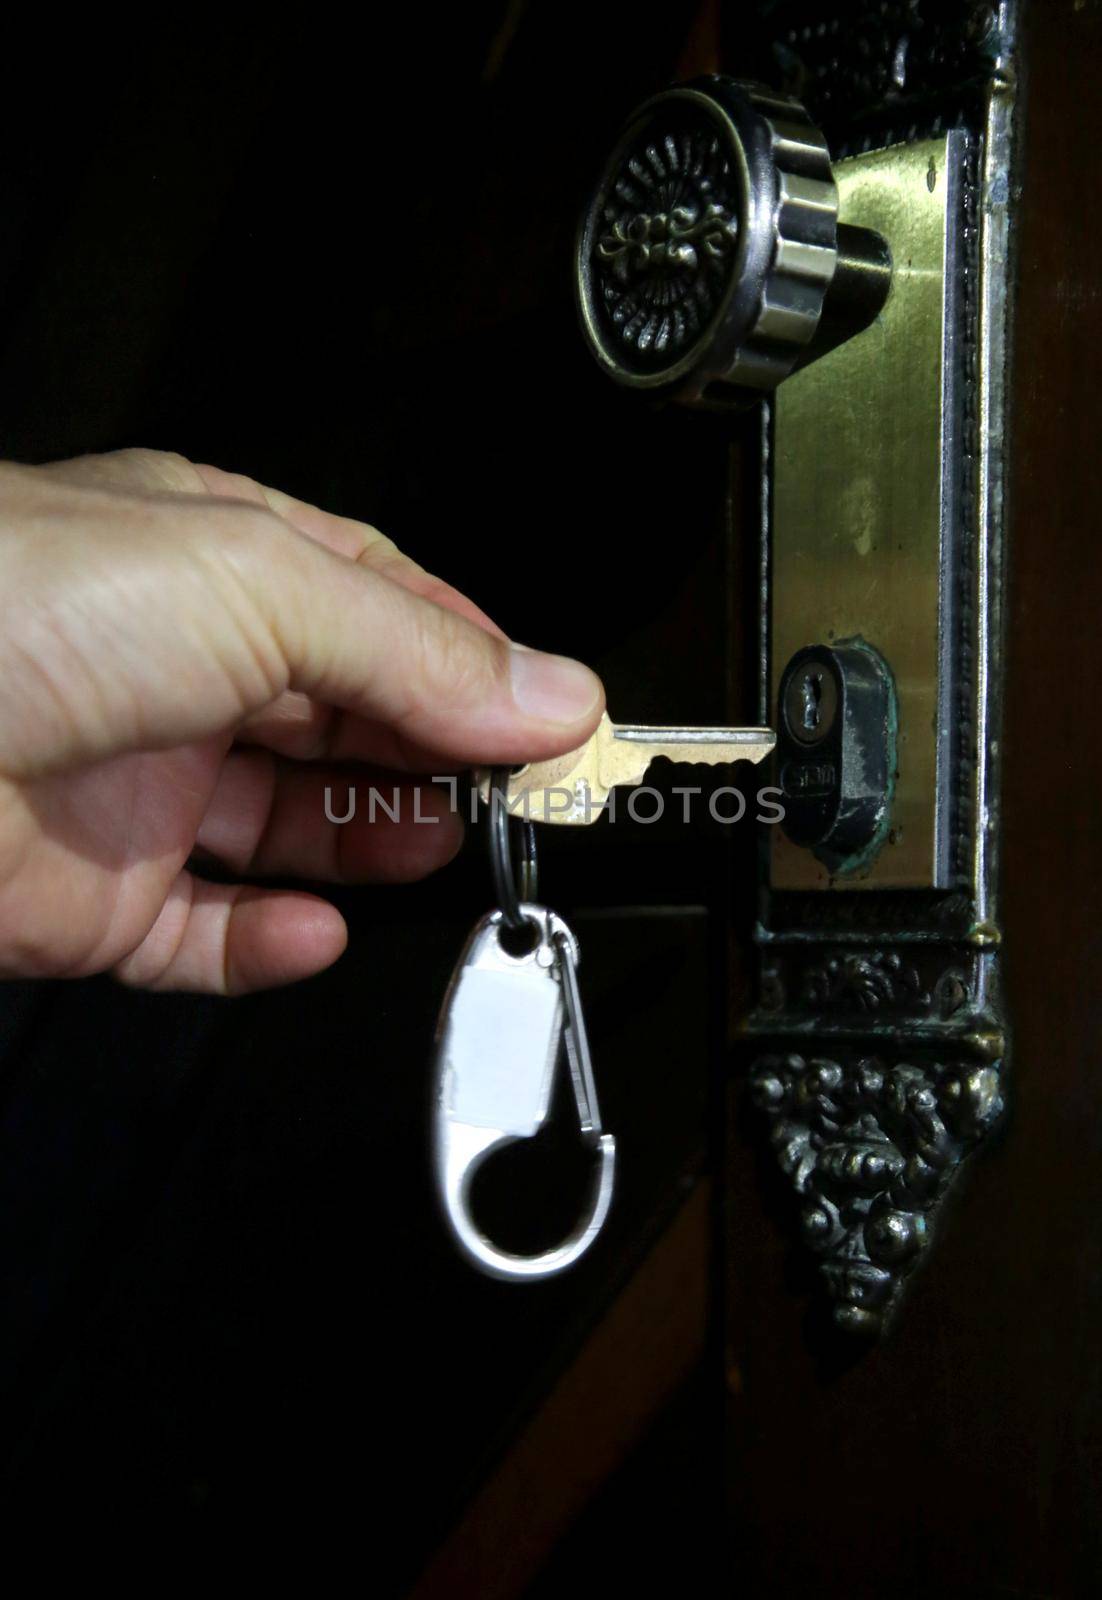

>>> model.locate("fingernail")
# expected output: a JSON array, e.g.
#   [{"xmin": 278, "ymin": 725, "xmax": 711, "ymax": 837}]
[{"xmin": 509, "ymin": 644, "xmax": 602, "ymax": 724}]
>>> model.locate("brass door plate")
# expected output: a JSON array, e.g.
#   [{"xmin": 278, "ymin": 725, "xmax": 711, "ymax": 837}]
[{"xmin": 770, "ymin": 133, "xmax": 964, "ymax": 890}]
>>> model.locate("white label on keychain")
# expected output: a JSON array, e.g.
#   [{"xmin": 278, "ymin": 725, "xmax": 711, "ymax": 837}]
[{"xmin": 445, "ymin": 962, "xmax": 562, "ymax": 1135}]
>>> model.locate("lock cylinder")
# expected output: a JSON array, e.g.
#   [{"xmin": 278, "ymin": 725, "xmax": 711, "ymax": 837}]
[{"xmin": 776, "ymin": 641, "xmax": 896, "ymax": 872}]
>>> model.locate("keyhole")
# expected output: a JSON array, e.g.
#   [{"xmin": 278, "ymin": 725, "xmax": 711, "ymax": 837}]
[
  {"xmin": 783, "ymin": 653, "xmax": 838, "ymax": 746},
  {"xmin": 801, "ymin": 671, "xmax": 824, "ymax": 734}
]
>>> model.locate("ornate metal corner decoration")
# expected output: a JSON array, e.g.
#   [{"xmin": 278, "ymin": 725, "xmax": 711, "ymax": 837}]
[{"xmin": 749, "ymin": 1048, "xmax": 1003, "ymax": 1334}]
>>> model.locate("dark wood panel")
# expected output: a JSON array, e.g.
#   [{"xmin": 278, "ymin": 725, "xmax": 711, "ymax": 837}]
[
  {"xmin": 412, "ymin": 1183, "xmax": 711, "ymax": 1600},
  {"xmin": 722, "ymin": 4, "xmax": 1102, "ymax": 1597}
]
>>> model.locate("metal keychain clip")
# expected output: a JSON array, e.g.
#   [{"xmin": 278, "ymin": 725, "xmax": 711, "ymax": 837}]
[{"xmin": 431, "ymin": 774, "xmax": 615, "ymax": 1281}]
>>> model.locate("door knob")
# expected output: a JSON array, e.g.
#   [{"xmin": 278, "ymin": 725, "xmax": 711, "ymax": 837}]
[{"xmin": 575, "ymin": 76, "xmax": 891, "ymax": 406}]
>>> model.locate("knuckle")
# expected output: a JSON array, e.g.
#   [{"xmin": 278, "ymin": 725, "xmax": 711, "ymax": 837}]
[
  {"xmin": 184, "ymin": 503, "xmax": 295, "ymax": 702},
  {"xmin": 357, "ymin": 532, "xmax": 422, "ymax": 581},
  {"xmin": 109, "ymin": 447, "xmax": 203, "ymax": 493},
  {"xmin": 197, "ymin": 500, "xmax": 298, "ymax": 590},
  {"xmin": 193, "ymin": 462, "xmax": 268, "ymax": 504},
  {"xmin": 410, "ymin": 599, "xmax": 503, "ymax": 709}
]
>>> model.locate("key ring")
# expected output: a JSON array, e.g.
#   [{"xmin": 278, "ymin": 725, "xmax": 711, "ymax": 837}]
[{"xmin": 488, "ymin": 768, "xmax": 538, "ymax": 933}]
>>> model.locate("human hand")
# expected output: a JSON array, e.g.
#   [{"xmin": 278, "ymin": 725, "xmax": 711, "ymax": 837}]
[{"xmin": 0, "ymin": 450, "xmax": 604, "ymax": 992}]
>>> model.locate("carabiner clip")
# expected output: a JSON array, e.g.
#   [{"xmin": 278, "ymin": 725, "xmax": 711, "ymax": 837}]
[{"xmin": 432, "ymin": 905, "xmax": 616, "ymax": 1282}]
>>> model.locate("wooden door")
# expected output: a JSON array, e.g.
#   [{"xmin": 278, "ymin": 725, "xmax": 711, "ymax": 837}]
[{"xmin": 720, "ymin": 4, "xmax": 1102, "ymax": 1598}]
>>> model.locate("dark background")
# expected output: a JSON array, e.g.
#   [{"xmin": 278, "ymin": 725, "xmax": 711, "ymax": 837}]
[
  {"xmin": 0, "ymin": 6, "xmax": 744, "ymax": 1587},
  {"xmin": 4, "ymin": 5, "xmax": 1102, "ymax": 1597}
]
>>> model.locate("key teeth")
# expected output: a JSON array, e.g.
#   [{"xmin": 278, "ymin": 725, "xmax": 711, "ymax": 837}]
[{"xmin": 499, "ymin": 722, "xmax": 777, "ymax": 824}]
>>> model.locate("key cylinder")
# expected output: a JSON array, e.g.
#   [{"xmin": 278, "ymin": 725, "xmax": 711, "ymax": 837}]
[{"xmin": 776, "ymin": 641, "xmax": 896, "ymax": 872}]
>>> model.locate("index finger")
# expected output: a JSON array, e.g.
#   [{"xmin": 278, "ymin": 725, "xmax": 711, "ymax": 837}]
[{"xmin": 191, "ymin": 462, "xmax": 507, "ymax": 638}]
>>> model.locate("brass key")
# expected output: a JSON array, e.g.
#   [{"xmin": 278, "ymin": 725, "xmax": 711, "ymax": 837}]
[{"xmin": 477, "ymin": 713, "xmax": 775, "ymax": 825}]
